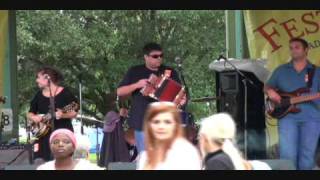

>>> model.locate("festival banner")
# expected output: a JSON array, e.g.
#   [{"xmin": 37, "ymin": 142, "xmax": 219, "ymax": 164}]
[{"xmin": 244, "ymin": 10, "xmax": 320, "ymax": 71}]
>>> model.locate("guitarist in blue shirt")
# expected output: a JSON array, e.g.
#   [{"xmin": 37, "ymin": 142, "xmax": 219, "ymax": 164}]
[{"xmin": 264, "ymin": 38, "xmax": 320, "ymax": 170}]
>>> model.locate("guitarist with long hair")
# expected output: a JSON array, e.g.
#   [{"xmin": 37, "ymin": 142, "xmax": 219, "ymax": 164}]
[
  {"xmin": 264, "ymin": 38, "xmax": 320, "ymax": 170},
  {"xmin": 27, "ymin": 66, "xmax": 79, "ymax": 162}
]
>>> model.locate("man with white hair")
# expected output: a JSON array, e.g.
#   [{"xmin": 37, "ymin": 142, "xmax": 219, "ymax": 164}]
[
  {"xmin": 73, "ymin": 135, "xmax": 92, "ymax": 160},
  {"xmin": 73, "ymin": 134, "xmax": 105, "ymax": 170}
]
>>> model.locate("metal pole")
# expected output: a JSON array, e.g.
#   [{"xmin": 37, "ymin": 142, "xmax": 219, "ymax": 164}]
[
  {"xmin": 26, "ymin": 118, "xmax": 34, "ymax": 164},
  {"xmin": 48, "ymin": 79, "xmax": 55, "ymax": 131},
  {"xmin": 79, "ymin": 80, "xmax": 84, "ymax": 135},
  {"xmin": 96, "ymin": 124, "xmax": 99, "ymax": 165},
  {"xmin": 78, "ymin": 73, "xmax": 84, "ymax": 135},
  {"xmin": 235, "ymin": 10, "xmax": 244, "ymax": 59}
]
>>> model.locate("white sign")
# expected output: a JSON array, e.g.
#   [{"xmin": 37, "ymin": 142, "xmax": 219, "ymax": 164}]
[{"xmin": 1, "ymin": 108, "xmax": 13, "ymax": 132}]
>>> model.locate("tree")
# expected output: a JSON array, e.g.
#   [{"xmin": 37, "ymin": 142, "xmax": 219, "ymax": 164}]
[{"xmin": 16, "ymin": 10, "xmax": 225, "ymax": 125}]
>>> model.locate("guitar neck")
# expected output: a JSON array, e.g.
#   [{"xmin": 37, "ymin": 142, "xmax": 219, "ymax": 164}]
[{"xmin": 291, "ymin": 93, "xmax": 320, "ymax": 104}]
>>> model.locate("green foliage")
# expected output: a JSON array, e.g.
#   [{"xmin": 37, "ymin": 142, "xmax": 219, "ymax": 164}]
[{"xmin": 16, "ymin": 10, "xmax": 225, "ymax": 125}]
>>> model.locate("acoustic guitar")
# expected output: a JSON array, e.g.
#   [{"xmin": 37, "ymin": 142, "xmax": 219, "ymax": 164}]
[{"xmin": 28, "ymin": 102, "xmax": 79, "ymax": 139}]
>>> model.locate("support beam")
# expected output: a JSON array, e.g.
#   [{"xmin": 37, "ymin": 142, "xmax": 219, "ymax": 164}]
[
  {"xmin": 225, "ymin": 10, "xmax": 249, "ymax": 59},
  {"xmin": 0, "ymin": 10, "xmax": 18, "ymax": 143}
]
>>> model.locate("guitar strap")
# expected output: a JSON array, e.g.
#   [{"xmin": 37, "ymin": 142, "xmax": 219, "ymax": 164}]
[{"xmin": 307, "ymin": 64, "xmax": 316, "ymax": 89}]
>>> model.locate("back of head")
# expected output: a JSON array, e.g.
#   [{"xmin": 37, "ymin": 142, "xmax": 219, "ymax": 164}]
[
  {"xmin": 199, "ymin": 113, "xmax": 236, "ymax": 140},
  {"xmin": 199, "ymin": 113, "xmax": 245, "ymax": 170},
  {"xmin": 73, "ymin": 134, "xmax": 91, "ymax": 160},
  {"xmin": 37, "ymin": 66, "xmax": 64, "ymax": 85}
]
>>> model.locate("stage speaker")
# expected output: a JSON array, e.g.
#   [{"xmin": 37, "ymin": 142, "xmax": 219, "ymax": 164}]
[
  {"xmin": 215, "ymin": 70, "xmax": 267, "ymax": 159},
  {"xmin": 259, "ymin": 159, "xmax": 296, "ymax": 170},
  {"xmin": 4, "ymin": 164, "xmax": 38, "ymax": 170},
  {"xmin": 0, "ymin": 148, "xmax": 31, "ymax": 170},
  {"xmin": 107, "ymin": 162, "xmax": 136, "ymax": 170}
]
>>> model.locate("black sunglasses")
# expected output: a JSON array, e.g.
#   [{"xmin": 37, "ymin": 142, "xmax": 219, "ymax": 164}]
[{"xmin": 149, "ymin": 54, "xmax": 163, "ymax": 59}]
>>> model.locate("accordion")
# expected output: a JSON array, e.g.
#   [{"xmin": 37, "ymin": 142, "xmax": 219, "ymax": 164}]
[{"xmin": 140, "ymin": 73, "xmax": 185, "ymax": 107}]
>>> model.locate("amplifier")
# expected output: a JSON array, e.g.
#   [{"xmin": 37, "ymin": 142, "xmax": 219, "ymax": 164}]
[
  {"xmin": 0, "ymin": 144, "xmax": 27, "ymax": 150},
  {"xmin": 0, "ymin": 144, "xmax": 33, "ymax": 170}
]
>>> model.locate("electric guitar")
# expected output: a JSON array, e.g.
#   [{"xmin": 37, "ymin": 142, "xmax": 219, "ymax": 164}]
[
  {"xmin": 266, "ymin": 88, "xmax": 320, "ymax": 119},
  {"xmin": 28, "ymin": 102, "xmax": 79, "ymax": 139}
]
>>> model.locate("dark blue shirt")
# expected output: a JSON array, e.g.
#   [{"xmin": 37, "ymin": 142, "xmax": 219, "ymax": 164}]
[
  {"xmin": 118, "ymin": 64, "xmax": 181, "ymax": 130},
  {"xmin": 266, "ymin": 61, "xmax": 320, "ymax": 120}
]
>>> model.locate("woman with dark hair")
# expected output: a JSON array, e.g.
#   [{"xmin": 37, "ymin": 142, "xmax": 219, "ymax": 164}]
[
  {"xmin": 27, "ymin": 66, "xmax": 79, "ymax": 161},
  {"xmin": 137, "ymin": 102, "xmax": 201, "ymax": 170}
]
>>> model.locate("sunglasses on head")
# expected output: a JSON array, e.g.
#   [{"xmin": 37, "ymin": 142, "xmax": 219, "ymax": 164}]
[{"xmin": 149, "ymin": 54, "xmax": 163, "ymax": 59}]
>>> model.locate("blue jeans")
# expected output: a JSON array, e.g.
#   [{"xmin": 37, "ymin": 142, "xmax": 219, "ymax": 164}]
[
  {"xmin": 279, "ymin": 117, "xmax": 320, "ymax": 170},
  {"xmin": 134, "ymin": 130, "xmax": 145, "ymax": 153}
]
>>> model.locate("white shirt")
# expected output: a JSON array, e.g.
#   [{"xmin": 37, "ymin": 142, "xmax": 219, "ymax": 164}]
[
  {"xmin": 249, "ymin": 160, "xmax": 271, "ymax": 170},
  {"xmin": 37, "ymin": 159, "xmax": 104, "ymax": 170},
  {"xmin": 137, "ymin": 138, "xmax": 202, "ymax": 170}
]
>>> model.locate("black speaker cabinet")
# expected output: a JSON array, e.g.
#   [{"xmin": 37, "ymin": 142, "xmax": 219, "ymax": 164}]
[{"xmin": 215, "ymin": 70, "xmax": 267, "ymax": 159}]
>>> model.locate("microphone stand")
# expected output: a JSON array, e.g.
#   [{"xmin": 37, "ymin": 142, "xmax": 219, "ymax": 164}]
[
  {"xmin": 48, "ymin": 78, "xmax": 56, "ymax": 160},
  {"xmin": 78, "ymin": 74, "xmax": 84, "ymax": 135},
  {"xmin": 95, "ymin": 122, "xmax": 100, "ymax": 166},
  {"xmin": 218, "ymin": 55, "xmax": 257, "ymax": 159},
  {"xmin": 176, "ymin": 59, "xmax": 190, "ymax": 106},
  {"xmin": 25, "ymin": 118, "xmax": 34, "ymax": 164},
  {"xmin": 176, "ymin": 58, "xmax": 191, "ymax": 126},
  {"xmin": 48, "ymin": 79, "xmax": 56, "ymax": 133},
  {"xmin": 78, "ymin": 74, "xmax": 100, "ymax": 165}
]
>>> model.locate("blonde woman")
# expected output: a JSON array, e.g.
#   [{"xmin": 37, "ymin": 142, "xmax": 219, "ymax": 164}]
[
  {"xmin": 198, "ymin": 113, "xmax": 249, "ymax": 170},
  {"xmin": 137, "ymin": 102, "xmax": 201, "ymax": 170}
]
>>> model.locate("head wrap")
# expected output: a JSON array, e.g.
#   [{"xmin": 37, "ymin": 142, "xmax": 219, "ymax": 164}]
[{"xmin": 49, "ymin": 129, "xmax": 77, "ymax": 148}]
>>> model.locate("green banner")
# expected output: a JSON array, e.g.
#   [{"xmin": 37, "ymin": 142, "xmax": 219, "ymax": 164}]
[
  {"xmin": 0, "ymin": 11, "xmax": 8, "ymax": 102},
  {"xmin": 0, "ymin": 10, "xmax": 18, "ymax": 142}
]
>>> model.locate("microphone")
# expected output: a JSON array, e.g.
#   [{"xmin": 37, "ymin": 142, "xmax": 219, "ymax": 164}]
[
  {"xmin": 44, "ymin": 74, "xmax": 51, "ymax": 80},
  {"xmin": 216, "ymin": 49, "xmax": 227, "ymax": 61},
  {"xmin": 175, "ymin": 56, "xmax": 182, "ymax": 67},
  {"xmin": 217, "ymin": 53, "xmax": 227, "ymax": 61}
]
